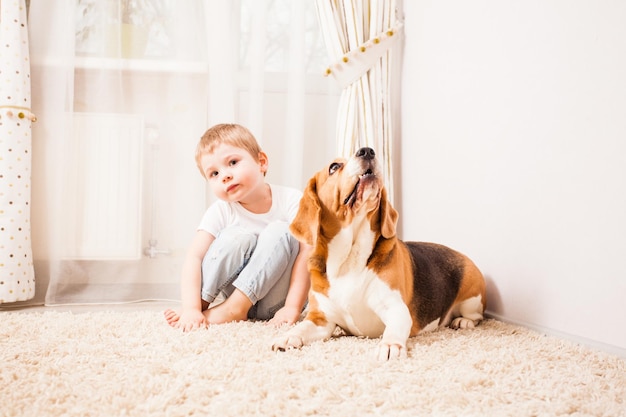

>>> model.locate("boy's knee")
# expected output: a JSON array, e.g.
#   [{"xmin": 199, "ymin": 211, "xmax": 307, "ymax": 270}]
[
  {"xmin": 218, "ymin": 226, "xmax": 257, "ymax": 244},
  {"xmin": 204, "ymin": 226, "xmax": 257, "ymax": 263},
  {"xmin": 262, "ymin": 221, "xmax": 298, "ymax": 247}
]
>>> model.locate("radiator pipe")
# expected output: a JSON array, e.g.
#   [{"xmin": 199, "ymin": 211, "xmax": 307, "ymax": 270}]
[{"xmin": 143, "ymin": 127, "xmax": 171, "ymax": 259}]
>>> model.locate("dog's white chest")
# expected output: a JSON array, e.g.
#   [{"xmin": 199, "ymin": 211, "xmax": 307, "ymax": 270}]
[
  {"xmin": 325, "ymin": 222, "xmax": 374, "ymax": 274},
  {"xmin": 318, "ymin": 226, "xmax": 401, "ymax": 338},
  {"xmin": 323, "ymin": 270, "xmax": 388, "ymax": 337}
]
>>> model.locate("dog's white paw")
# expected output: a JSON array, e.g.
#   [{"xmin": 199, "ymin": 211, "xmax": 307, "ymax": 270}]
[
  {"xmin": 376, "ymin": 341, "xmax": 407, "ymax": 361},
  {"xmin": 450, "ymin": 317, "xmax": 476, "ymax": 329},
  {"xmin": 271, "ymin": 335, "xmax": 304, "ymax": 352}
]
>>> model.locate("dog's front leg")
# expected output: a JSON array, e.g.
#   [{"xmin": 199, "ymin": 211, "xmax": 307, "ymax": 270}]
[
  {"xmin": 271, "ymin": 316, "xmax": 336, "ymax": 352},
  {"xmin": 373, "ymin": 299, "xmax": 413, "ymax": 360}
]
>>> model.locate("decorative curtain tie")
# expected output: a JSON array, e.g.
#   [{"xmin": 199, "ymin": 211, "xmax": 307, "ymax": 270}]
[
  {"xmin": 0, "ymin": 105, "xmax": 38, "ymax": 122},
  {"xmin": 324, "ymin": 22, "xmax": 404, "ymax": 89}
]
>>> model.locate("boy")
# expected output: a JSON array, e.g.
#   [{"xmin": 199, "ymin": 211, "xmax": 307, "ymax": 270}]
[{"xmin": 164, "ymin": 124, "xmax": 310, "ymax": 332}]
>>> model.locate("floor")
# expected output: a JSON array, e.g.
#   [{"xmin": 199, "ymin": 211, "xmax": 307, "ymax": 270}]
[{"xmin": 0, "ymin": 300, "xmax": 180, "ymax": 313}]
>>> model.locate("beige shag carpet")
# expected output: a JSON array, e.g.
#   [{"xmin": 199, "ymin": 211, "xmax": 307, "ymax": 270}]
[{"xmin": 1, "ymin": 311, "xmax": 624, "ymax": 417}]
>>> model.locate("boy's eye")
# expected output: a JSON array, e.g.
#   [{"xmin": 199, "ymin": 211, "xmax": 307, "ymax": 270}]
[
  {"xmin": 329, "ymin": 162, "xmax": 343, "ymax": 175},
  {"xmin": 209, "ymin": 171, "xmax": 219, "ymax": 178},
  {"xmin": 229, "ymin": 159, "xmax": 238, "ymax": 166}
]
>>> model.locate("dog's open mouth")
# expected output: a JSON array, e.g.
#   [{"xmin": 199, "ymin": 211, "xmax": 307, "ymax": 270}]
[{"xmin": 343, "ymin": 169, "xmax": 375, "ymax": 206}]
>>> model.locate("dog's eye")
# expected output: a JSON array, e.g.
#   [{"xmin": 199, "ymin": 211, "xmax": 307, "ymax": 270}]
[{"xmin": 329, "ymin": 162, "xmax": 343, "ymax": 175}]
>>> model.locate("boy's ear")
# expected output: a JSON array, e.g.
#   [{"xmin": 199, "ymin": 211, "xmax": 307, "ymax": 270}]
[
  {"xmin": 258, "ymin": 151, "xmax": 269, "ymax": 175},
  {"xmin": 290, "ymin": 176, "xmax": 321, "ymax": 246}
]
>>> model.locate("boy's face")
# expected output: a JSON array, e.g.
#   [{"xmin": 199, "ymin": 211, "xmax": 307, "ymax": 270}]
[{"xmin": 200, "ymin": 143, "xmax": 268, "ymax": 204}]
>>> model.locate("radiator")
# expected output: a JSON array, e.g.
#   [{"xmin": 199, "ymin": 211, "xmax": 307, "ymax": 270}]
[{"xmin": 63, "ymin": 113, "xmax": 144, "ymax": 260}]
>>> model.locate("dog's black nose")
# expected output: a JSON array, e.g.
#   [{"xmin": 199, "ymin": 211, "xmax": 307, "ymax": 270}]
[{"xmin": 355, "ymin": 147, "xmax": 376, "ymax": 160}]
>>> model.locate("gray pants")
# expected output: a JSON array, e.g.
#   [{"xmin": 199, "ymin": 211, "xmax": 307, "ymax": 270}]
[{"xmin": 200, "ymin": 221, "xmax": 299, "ymax": 320}]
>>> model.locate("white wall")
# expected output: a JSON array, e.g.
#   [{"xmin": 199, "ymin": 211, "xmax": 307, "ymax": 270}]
[{"xmin": 400, "ymin": 1, "xmax": 626, "ymax": 354}]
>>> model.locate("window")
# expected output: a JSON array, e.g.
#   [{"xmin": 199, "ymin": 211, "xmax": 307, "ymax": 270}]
[
  {"xmin": 239, "ymin": 0, "xmax": 327, "ymax": 74},
  {"xmin": 75, "ymin": 0, "xmax": 328, "ymax": 74},
  {"xmin": 75, "ymin": 0, "xmax": 180, "ymax": 59}
]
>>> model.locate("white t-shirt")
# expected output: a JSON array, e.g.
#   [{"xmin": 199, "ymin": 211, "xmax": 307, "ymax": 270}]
[{"xmin": 198, "ymin": 184, "xmax": 303, "ymax": 237}]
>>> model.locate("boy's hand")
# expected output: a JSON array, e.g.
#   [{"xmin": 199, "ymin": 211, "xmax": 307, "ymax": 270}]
[
  {"xmin": 269, "ymin": 305, "xmax": 302, "ymax": 326},
  {"xmin": 177, "ymin": 309, "xmax": 208, "ymax": 332}
]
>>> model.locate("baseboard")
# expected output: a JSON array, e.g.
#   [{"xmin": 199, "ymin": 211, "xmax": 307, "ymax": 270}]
[{"xmin": 485, "ymin": 311, "xmax": 626, "ymax": 359}]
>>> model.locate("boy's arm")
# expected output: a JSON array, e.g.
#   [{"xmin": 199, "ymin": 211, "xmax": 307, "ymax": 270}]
[
  {"xmin": 176, "ymin": 230, "xmax": 215, "ymax": 331},
  {"xmin": 269, "ymin": 242, "xmax": 311, "ymax": 325}
]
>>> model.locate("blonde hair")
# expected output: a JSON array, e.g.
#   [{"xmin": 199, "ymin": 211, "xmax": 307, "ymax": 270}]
[{"xmin": 195, "ymin": 124, "xmax": 264, "ymax": 178}]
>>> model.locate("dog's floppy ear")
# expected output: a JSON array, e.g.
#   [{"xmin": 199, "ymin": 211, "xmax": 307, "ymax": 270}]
[
  {"xmin": 380, "ymin": 187, "xmax": 398, "ymax": 239},
  {"xmin": 290, "ymin": 176, "xmax": 321, "ymax": 246}
]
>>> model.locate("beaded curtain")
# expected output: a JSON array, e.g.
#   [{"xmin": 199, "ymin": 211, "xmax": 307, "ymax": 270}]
[{"xmin": 0, "ymin": 0, "xmax": 36, "ymax": 303}]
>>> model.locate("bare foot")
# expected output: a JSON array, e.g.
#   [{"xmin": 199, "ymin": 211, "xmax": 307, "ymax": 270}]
[
  {"xmin": 165, "ymin": 308, "xmax": 208, "ymax": 331},
  {"xmin": 203, "ymin": 289, "xmax": 253, "ymax": 324},
  {"xmin": 164, "ymin": 309, "xmax": 180, "ymax": 327}
]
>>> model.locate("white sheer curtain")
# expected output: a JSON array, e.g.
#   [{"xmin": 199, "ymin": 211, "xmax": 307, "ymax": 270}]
[
  {"xmin": 316, "ymin": 0, "xmax": 403, "ymax": 200},
  {"xmin": 23, "ymin": 0, "xmax": 339, "ymax": 306}
]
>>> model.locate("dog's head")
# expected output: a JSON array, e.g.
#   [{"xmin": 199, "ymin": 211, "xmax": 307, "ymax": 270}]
[{"xmin": 291, "ymin": 147, "xmax": 398, "ymax": 246}]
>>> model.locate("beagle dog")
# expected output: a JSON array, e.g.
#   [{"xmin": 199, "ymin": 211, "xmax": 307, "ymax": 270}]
[{"xmin": 272, "ymin": 147, "xmax": 486, "ymax": 360}]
